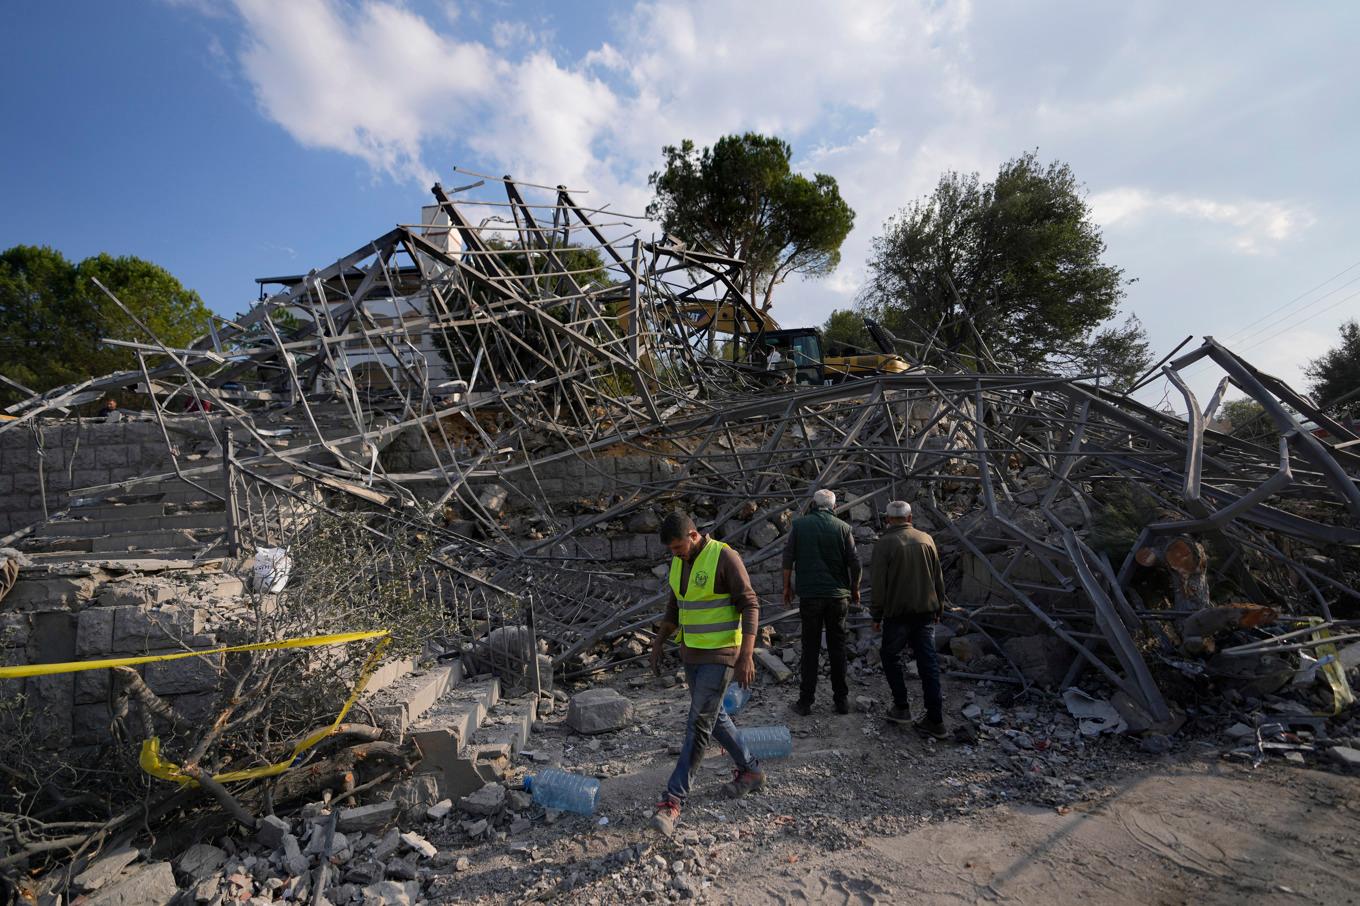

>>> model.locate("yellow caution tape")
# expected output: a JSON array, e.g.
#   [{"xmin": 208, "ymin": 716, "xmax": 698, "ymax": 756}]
[
  {"xmin": 0, "ymin": 629, "xmax": 390, "ymax": 679},
  {"xmin": 1310, "ymin": 620, "xmax": 1355, "ymax": 716},
  {"xmin": 0, "ymin": 628, "xmax": 392, "ymax": 785},
  {"xmin": 141, "ymin": 632, "xmax": 392, "ymax": 785}
]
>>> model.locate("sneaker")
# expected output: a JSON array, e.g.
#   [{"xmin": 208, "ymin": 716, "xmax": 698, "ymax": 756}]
[
  {"xmin": 914, "ymin": 717, "xmax": 949, "ymax": 740},
  {"xmin": 721, "ymin": 769, "xmax": 766, "ymax": 799},
  {"xmin": 650, "ymin": 799, "xmax": 681, "ymax": 836},
  {"xmin": 885, "ymin": 705, "xmax": 912, "ymax": 724},
  {"xmin": 789, "ymin": 700, "xmax": 813, "ymax": 716},
  {"xmin": 834, "ymin": 698, "xmax": 851, "ymax": 715}
]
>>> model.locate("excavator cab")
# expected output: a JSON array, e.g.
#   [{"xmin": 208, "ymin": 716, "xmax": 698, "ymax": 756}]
[{"xmin": 751, "ymin": 328, "xmax": 826, "ymax": 385}]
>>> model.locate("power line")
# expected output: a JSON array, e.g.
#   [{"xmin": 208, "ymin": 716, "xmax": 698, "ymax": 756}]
[{"xmin": 1220, "ymin": 258, "xmax": 1360, "ymax": 345}]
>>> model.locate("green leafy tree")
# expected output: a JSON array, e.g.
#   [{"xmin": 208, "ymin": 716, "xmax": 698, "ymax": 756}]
[
  {"xmin": 647, "ymin": 133, "xmax": 855, "ymax": 312},
  {"xmin": 1076, "ymin": 314, "xmax": 1152, "ymax": 391},
  {"xmin": 1219, "ymin": 397, "xmax": 1277, "ymax": 441},
  {"xmin": 858, "ymin": 152, "xmax": 1146, "ymax": 376},
  {"xmin": 0, "ymin": 245, "xmax": 212, "ymax": 406},
  {"xmin": 821, "ymin": 308, "xmax": 874, "ymax": 355},
  {"xmin": 1304, "ymin": 319, "xmax": 1360, "ymax": 414}
]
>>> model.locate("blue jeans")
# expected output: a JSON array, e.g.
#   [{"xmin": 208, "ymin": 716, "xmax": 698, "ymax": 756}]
[
  {"xmin": 665, "ymin": 662, "xmax": 760, "ymax": 804},
  {"xmin": 881, "ymin": 615, "xmax": 943, "ymax": 724}
]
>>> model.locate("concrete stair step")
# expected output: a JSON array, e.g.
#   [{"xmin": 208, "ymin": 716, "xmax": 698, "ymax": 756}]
[
  {"xmin": 91, "ymin": 529, "xmax": 221, "ymax": 553},
  {"xmin": 465, "ymin": 694, "xmax": 539, "ymax": 777},
  {"xmin": 17, "ymin": 535, "xmax": 95, "ymax": 553},
  {"xmin": 24, "ymin": 545, "xmax": 232, "ymax": 564},
  {"xmin": 37, "ymin": 512, "xmax": 227, "ymax": 539},
  {"xmin": 405, "ymin": 675, "xmax": 506, "ymax": 801},
  {"xmin": 370, "ymin": 661, "xmax": 466, "ymax": 742}
]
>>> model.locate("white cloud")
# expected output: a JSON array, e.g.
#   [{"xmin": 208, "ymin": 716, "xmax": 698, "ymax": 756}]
[
  {"xmin": 203, "ymin": 0, "xmax": 1343, "ymax": 367},
  {"xmin": 233, "ymin": 0, "xmax": 498, "ymax": 183},
  {"xmin": 1090, "ymin": 188, "xmax": 1314, "ymax": 254}
]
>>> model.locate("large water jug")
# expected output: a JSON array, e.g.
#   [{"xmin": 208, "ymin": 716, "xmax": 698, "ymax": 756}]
[
  {"xmin": 524, "ymin": 768, "xmax": 600, "ymax": 815},
  {"xmin": 736, "ymin": 725, "xmax": 793, "ymax": 760},
  {"xmin": 722, "ymin": 681, "xmax": 751, "ymax": 715}
]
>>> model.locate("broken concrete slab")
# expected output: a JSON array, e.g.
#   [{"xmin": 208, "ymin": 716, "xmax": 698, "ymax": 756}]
[
  {"xmin": 174, "ymin": 842, "xmax": 226, "ymax": 882},
  {"xmin": 86, "ymin": 860, "xmax": 178, "ymax": 906},
  {"xmin": 362, "ymin": 879, "xmax": 420, "ymax": 906},
  {"xmin": 337, "ymin": 801, "xmax": 399, "ymax": 833},
  {"xmin": 256, "ymin": 814, "xmax": 290, "ymax": 849},
  {"xmin": 458, "ymin": 782, "xmax": 506, "ymax": 817},
  {"xmin": 1328, "ymin": 745, "xmax": 1360, "ymax": 771},
  {"xmin": 281, "ymin": 833, "xmax": 309, "ymax": 877},
  {"xmin": 567, "ymin": 687, "xmax": 635, "ymax": 734},
  {"xmin": 74, "ymin": 843, "xmax": 140, "ymax": 892},
  {"xmin": 753, "ymin": 647, "xmax": 792, "ymax": 683},
  {"xmin": 400, "ymin": 831, "xmax": 438, "ymax": 859}
]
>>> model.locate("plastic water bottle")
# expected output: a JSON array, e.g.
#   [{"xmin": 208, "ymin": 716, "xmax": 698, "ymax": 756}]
[
  {"xmin": 722, "ymin": 681, "xmax": 751, "ymax": 715},
  {"xmin": 736, "ymin": 725, "xmax": 793, "ymax": 760},
  {"xmin": 523, "ymin": 768, "xmax": 600, "ymax": 815}
]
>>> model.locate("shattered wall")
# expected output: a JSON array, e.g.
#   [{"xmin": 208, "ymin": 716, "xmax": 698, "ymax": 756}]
[{"xmin": 0, "ymin": 419, "xmax": 214, "ymax": 536}]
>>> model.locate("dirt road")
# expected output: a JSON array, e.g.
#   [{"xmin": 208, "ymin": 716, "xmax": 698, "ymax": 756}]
[{"xmin": 725, "ymin": 764, "xmax": 1360, "ymax": 905}]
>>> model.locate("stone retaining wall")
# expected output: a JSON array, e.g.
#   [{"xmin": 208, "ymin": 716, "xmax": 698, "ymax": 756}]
[
  {"xmin": 0, "ymin": 417, "xmax": 218, "ymax": 536},
  {"xmin": 1, "ymin": 563, "xmax": 242, "ymax": 750}
]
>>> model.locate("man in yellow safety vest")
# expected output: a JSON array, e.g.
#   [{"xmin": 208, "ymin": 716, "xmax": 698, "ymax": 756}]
[{"xmin": 649, "ymin": 511, "xmax": 764, "ymax": 836}]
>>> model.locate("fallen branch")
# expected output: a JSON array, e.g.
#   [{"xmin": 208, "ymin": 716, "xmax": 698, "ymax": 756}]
[{"xmin": 180, "ymin": 766, "xmax": 257, "ymax": 831}]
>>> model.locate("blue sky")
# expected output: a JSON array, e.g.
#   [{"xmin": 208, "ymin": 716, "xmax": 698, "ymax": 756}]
[{"xmin": 3, "ymin": 1, "xmax": 1357, "ymax": 412}]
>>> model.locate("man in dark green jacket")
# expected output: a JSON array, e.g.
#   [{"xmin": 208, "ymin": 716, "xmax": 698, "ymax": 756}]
[
  {"xmin": 783, "ymin": 489, "xmax": 861, "ymax": 715},
  {"xmin": 869, "ymin": 500, "xmax": 948, "ymax": 738}
]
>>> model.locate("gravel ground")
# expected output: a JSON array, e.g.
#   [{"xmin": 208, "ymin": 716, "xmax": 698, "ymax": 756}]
[{"xmin": 415, "ymin": 657, "xmax": 1360, "ymax": 905}]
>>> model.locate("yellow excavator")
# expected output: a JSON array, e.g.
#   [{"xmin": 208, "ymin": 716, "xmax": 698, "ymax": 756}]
[{"xmin": 676, "ymin": 302, "xmax": 914, "ymax": 385}]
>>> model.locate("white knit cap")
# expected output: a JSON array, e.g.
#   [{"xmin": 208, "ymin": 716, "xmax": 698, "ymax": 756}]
[
  {"xmin": 884, "ymin": 500, "xmax": 912, "ymax": 518},
  {"xmin": 812, "ymin": 489, "xmax": 836, "ymax": 509}
]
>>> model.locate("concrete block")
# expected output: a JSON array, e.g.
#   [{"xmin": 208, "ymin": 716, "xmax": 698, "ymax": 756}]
[
  {"xmin": 99, "ymin": 579, "xmax": 180, "ymax": 609},
  {"xmin": 72, "ymin": 703, "xmax": 115, "ymax": 745},
  {"xmin": 76, "ymin": 608, "xmax": 116, "ymax": 656},
  {"xmin": 95, "ymin": 445, "xmax": 130, "ymax": 468},
  {"xmin": 754, "ymin": 647, "xmax": 793, "ymax": 683},
  {"xmin": 75, "ymin": 669, "xmax": 111, "ymax": 704},
  {"xmin": 400, "ymin": 666, "xmax": 459, "ymax": 724},
  {"xmin": 13, "ymin": 471, "xmax": 42, "ymax": 494},
  {"xmin": 257, "ymin": 814, "xmax": 290, "ymax": 848},
  {"xmin": 27, "ymin": 610, "xmax": 77, "ymax": 663},
  {"xmin": 1329, "ymin": 746, "xmax": 1360, "ymax": 771},
  {"xmin": 29, "ymin": 673, "xmax": 74, "ymax": 748},
  {"xmin": 337, "ymin": 801, "xmax": 400, "ymax": 833},
  {"xmin": 6, "ymin": 575, "xmax": 99, "ymax": 609},
  {"xmin": 145, "ymin": 653, "xmax": 223, "ymax": 695},
  {"xmin": 566, "ymin": 687, "xmax": 634, "ymax": 734},
  {"xmin": 112, "ymin": 605, "xmax": 204, "ymax": 652},
  {"xmin": 70, "ymin": 468, "xmax": 111, "ymax": 489},
  {"xmin": 164, "ymin": 691, "xmax": 217, "ymax": 724},
  {"xmin": 458, "ymin": 782, "xmax": 505, "ymax": 817},
  {"xmin": 0, "ymin": 613, "xmax": 31, "ymax": 648}
]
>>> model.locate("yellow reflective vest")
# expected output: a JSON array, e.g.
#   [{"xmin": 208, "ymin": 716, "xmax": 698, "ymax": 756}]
[{"xmin": 669, "ymin": 539, "xmax": 742, "ymax": 649}]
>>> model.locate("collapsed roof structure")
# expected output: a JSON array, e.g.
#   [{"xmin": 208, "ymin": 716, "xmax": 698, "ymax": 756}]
[{"xmin": 4, "ymin": 171, "xmax": 1360, "ymax": 732}]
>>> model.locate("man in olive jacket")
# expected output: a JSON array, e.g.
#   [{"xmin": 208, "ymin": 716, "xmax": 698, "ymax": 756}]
[{"xmin": 869, "ymin": 500, "xmax": 948, "ymax": 738}]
